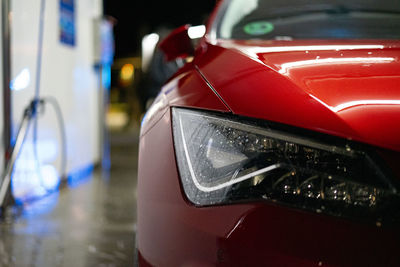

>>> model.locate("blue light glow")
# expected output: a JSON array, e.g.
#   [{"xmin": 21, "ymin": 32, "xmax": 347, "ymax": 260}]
[
  {"xmin": 67, "ymin": 164, "xmax": 94, "ymax": 188},
  {"xmin": 102, "ymin": 64, "xmax": 111, "ymax": 89}
]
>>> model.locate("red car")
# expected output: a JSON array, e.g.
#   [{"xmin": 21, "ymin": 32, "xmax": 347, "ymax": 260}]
[{"xmin": 137, "ymin": 0, "xmax": 400, "ymax": 266}]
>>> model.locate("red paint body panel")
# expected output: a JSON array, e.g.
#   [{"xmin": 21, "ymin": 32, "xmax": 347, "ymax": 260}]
[
  {"xmin": 196, "ymin": 39, "xmax": 400, "ymax": 151},
  {"xmin": 138, "ymin": 3, "xmax": 400, "ymax": 266},
  {"xmin": 140, "ymin": 63, "xmax": 229, "ymax": 137},
  {"xmin": 138, "ymin": 111, "xmax": 400, "ymax": 266}
]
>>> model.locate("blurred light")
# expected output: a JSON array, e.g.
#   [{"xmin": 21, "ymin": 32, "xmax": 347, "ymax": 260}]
[
  {"xmin": 102, "ymin": 63, "xmax": 111, "ymax": 89},
  {"xmin": 106, "ymin": 110, "xmax": 129, "ymax": 129},
  {"xmin": 12, "ymin": 160, "xmax": 47, "ymax": 201},
  {"xmin": 143, "ymin": 33, "xmax": 159, "ymax": 46},
  {"xmin": 141, "ymin": 33, "xmax": 160, "ymax": 72},
  {"xmin": 100, "ymin": 20, "xmax": 115, "ymax": 65},
  {"xmin": 11, "ymin": 68, "xmax": 30, "ymax": 91},
  {"xmin": 11, "ymin": 138, "xmax": 60, "ymax": 202},
  {"xmin": 188, "ymin": 25, "xmax": 206, "ymax": 39},
  {"xmin": 40, "ymin": 165, "xmax": 59, "ymax": 190},
  {"xmin": 120, "ymin": 63, "xmax": 134, "ymax": 81}
]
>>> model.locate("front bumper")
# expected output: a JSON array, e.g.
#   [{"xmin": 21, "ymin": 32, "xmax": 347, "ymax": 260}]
[{"xmin": 137, "ymin": 109, "xmax": 400, "ymax": 267}]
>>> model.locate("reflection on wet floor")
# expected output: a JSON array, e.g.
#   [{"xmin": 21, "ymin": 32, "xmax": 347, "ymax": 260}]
[{"xmin": 0, "ymin": 129, "xmax": 138, "ymax": 267}]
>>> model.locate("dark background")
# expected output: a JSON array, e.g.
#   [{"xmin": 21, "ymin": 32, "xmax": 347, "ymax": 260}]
[{"xmin": 103, "ymin": 0, "xmax": 217, "ymax": 58}]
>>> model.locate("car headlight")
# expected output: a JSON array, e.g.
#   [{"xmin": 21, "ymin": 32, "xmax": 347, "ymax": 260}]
[{"xmin": 172, "ymin": 108, "xmax": 400, "ymax": 224}]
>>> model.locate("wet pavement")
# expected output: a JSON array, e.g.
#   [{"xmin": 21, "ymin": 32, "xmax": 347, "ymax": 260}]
[{"xmin": 0, "ymin": 128, "xmax": 139, "ymax": 267}]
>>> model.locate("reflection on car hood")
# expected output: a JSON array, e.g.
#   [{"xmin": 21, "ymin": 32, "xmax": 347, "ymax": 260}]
[{"xmin": 195, "ymin": 39, "xmax": 400, "ymax": 151}]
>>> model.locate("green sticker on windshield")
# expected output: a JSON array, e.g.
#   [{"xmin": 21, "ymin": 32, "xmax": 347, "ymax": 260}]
[{"xmin": 244, "ymin": 21, "xmax": 274, "ymax": 35}]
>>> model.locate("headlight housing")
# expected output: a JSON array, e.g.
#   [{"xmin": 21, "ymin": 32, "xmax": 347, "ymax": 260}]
[{"xmin": 172, "ymin": 108, "xmax": 400, "ymax": 224}]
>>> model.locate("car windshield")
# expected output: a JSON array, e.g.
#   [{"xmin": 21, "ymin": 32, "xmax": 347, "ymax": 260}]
[{"xmin": 215, "ymin": 0, "xmax": 400, "ymax": 40}]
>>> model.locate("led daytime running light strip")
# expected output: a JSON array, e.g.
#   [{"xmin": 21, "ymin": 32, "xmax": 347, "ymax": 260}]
[{"xmin": 178, "ymin": 114, "xmax": 281, "ymax": 193}]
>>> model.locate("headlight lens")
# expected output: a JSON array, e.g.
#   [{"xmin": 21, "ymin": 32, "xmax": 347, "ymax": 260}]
[{"xmin": 172, "ymin": 108, "xmax": 400, "ymax": 223}]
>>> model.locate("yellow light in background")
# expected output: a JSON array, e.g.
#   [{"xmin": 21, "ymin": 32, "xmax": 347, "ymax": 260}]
[{"xmin": 120, "ymin": 63, "xmax": 134, "ymax": 81}]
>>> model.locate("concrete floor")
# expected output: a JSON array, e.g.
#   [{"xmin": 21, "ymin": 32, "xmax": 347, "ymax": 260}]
[{"xmin": 0, "ymin": 129, "xmax": 139, "ymax": 267}]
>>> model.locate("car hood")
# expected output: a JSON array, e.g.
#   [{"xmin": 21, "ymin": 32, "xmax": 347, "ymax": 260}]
[{"xmin": 195, "ymin": 39, "xmax": 400, "ymax": 152}]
